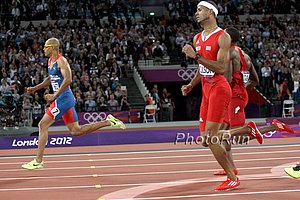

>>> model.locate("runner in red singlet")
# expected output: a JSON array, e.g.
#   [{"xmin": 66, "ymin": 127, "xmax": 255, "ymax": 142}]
[
  {"xmin": 181, "ymin": 1, "xmax": 240, "ymax": 191},
  {"xmin": 213, "ymin": 27, "xmax": 294, "ymax": 176}
]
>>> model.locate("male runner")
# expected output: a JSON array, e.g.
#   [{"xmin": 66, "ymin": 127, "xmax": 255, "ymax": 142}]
[
  {"xmin": 214, "ymin": 27, "xmax": 294, "ymax": 175},
  {"xmin": 181, "ymin": 0, "xmax": 240, "ymax": 190},
  {"xmin": 22, "ymin": 38, "xmax": 126, "ymax": 170}
]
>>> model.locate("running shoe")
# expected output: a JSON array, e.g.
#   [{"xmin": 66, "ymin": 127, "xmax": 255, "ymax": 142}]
[
  {"xmin": 106, "ymin": 114, "xmax": 126, "ymax": 129},
  {"xmin": 22, "ymin": 159, "xmax": 44, "ymax": 170},
  {"xmin": 272, "ymin": 119, "xmax": 294, "ymax": 133},
  {"xmin": 247, "ymin": 121, "xmax": 264, "ymax": 144},
  {"xmin": 214, "ymin": 168, "xmax": 238, "ymax": 175},
  {"xmin": 284, "ymin": 164, "xmax": 300, "ymax": 178},
  {"xmin": 214, "ymin": 178, "xmax": 240, "ymax": 191}
]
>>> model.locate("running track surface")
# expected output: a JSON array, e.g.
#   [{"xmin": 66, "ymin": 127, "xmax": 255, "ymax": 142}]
[{"xmin": 1, "ymin": 137, "xmax": 300, "ymax": 200}]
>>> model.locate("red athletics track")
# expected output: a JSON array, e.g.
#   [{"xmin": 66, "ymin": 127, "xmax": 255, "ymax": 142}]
[{"xmin": 0, "ymin": 137, "xmax": 300, "ymax": 200}]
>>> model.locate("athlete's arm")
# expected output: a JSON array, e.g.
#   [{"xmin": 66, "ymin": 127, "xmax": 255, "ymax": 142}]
[
  {"xmin": 27, "ymin": 76, "xmax": 51, "ymax": 94},
  {"xmin": 190, "ymin": 35, "xmax": 202, "ymax": 87},
  {"xmin": 198, "ymin": 32, "xmax": 231, "ymax": 75},
  {"xmin": 181, "ymin": 36, "xmax": 201, "ymax": 96},
  {"xmin": 54, "ymin": 56, "xmax": 72, "ymax": 98},
  {"xmin": 244, "ymin": 53, "xmax": 259, "ymax": 88},
  {"xmin": 181, "ymin": 32, "xmax": 231, "ymax": 75},
  {"xmin": 224, "ymin": 47, "xmax": 238, "ymax": 83}
]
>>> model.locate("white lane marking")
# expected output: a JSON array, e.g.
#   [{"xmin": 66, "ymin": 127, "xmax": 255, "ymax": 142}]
[
  {"xmin": 1, "ymin": 143, "xmax": 300, "ymax": 160},
  {"xmin": 101, "ymin": 162, "xmax": 298, "ymax": 199},
  {"xmin": 0, "ymin": 185, "xmax": 94, "ymax": 192},
  {"xmin": 1, "ymin": 149, "xmax": 300, "ymax": 166},
  {"xmin": 104, "ymin": 189, "xmax": 300, "ymax": 200},
  {"xmin": 0, "ymin": 164, "xmax": 293, "ymax": 181},
  {"xmin": 1, "ymin": 156, "xmax": 299, "ymax": 173},
  {"xmin": 0, "ymin": 175, "xmax": 292, "ymax": 192}
]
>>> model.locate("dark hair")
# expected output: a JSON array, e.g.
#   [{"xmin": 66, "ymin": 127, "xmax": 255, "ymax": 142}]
[{"xmin": 225, "ymin": 26, "xmax": 240, "ymax": 43}]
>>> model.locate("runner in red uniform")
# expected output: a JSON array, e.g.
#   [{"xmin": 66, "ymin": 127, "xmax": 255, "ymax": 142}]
[
  {"xmin": 181, "ymin": 1, "xmax": 240, "ymax": 191},
  {"xmin": 213, "ymin": 27, "xmax": 294, "ymax": 176}
]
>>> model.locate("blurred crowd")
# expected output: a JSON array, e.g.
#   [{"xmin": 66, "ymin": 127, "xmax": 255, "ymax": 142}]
[{"xmin": 0, "ymin": 0, "xmax": 299, "ymax": 126}]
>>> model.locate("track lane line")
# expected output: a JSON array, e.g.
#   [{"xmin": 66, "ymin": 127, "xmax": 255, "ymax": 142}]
[
  {"xmin": 1, "ymin": 143, "xmax": 300, "ymax": 159},
  {"xmin": 0, "ymin": 164, "xmax": 293, "ymax": 180},
  {"xmin": 1, "ymin": 149, "xmax": 300, "ymax": 166},
  {"xmin": 1, "ymin": 156, "xmax": 299, "ymax": 172},
  {"xmin": 0, "ymin": 175, "xmax": 292, "ymax": 192}
]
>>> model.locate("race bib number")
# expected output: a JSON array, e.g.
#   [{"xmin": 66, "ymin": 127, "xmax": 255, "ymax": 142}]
[
  {"xmin": 241, "ymin": 70, "xmax": 250, "ymax": 84},
  {"xmin": 198, "ymin": 64, "xmax": 215, "ymax": 77},
  {"xmin": 51, "ymin": 81, "xmax": 59, "ymax": 92},
  {"xmin": 50, "ymin": 107, "xmax": 60, "ymax": 117}
]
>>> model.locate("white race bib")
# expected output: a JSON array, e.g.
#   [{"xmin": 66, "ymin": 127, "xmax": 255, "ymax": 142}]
[
  {"xmin": 198, "ymin": 64, "xmax": 215, "ymax": 78},
  {"xmin": 50, "ymin": 107, "xmax": 60, "ymax": 117},
  {"xmin": 51, "ymin": 81, "xmax": 59, "ymax": 92},
  {"xmin": 241, "ymin": 70, "xmax": 250, "ymax": 84}
]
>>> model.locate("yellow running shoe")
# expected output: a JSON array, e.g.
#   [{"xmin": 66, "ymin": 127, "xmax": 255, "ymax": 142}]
[
  {"xmin": 284, "ymin": 164, "xmax": 300, "ymax": 178},
  {"xmin": 22, "ymin": 159, "xmax": 44, "ymax": 170},
  {"xmin": 106, "ymin": 114, "xmax": 126, "ymax": 129}
]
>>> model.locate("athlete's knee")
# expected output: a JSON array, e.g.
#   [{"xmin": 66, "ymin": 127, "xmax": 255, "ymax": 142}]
[
  {"xmin": 38, "ymin": 120, "xmax": 50, "ymax": 131},
  {"xmin": 199, "ymin": 133, "xmax": 209, "ymax": 147},
  {"xmin": 70, "ymin": 126, "xmax": 86, "ymax": 136},
  {"xmin": 206, "ymin": 129, "xmax": 221, "ymax": 146},
  {"xmin": 69, "ymin": 127, "xmax": 82, "ymax": 136},
  {"xmin": 70, "ymin": 130, "xmax": 82, "ymax": 136}
]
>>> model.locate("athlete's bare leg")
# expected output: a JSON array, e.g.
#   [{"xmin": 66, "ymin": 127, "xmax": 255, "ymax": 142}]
[
  {"xmin": 36, "ymin": 114, "xmax": 55, "ymax": 163},
  {"xmin": 215, "ymin": 123, "xmax": 285, "ymax": 175},
  {"xmin": 219, "ymin": 123, "xmax": 236, "ymax": 170},
  {"xmin": 228, "ymin": 124, "xmax": 278, "ymax": 138},
  {"xmin": 66, "ymin": 120, "xmax": 112, "ymax": 136},
  {"xmin": 222, "ymin": 141, "xmax": 236, "ymax": 169},
  {"xmin": 205, "ymin": 121, "xmax": 237, "ymax": 180}
]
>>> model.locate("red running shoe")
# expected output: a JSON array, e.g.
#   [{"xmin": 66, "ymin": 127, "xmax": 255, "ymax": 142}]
[
  {"xmin": 214, "ymin": 178, "xmax": 240, "ymax": 191},
  {"xmin": 214, "ymin": 169, "xmax": 238, "ymax": 175},
  {"xmin": 272, "ymin": 119, "xmax": 294, "ymax": 133},
  {"xmin": 247, "ymin": 121, "xmax": 264, "ymax": 144}
]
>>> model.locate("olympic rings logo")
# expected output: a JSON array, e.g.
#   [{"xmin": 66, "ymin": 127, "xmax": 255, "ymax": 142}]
[
  {"xmin": 177, "ymin": 68, "xmax": 197, "ymax": 81},
  {"xmin": 83, "ymin": 112, "xmax": 107, "ymax": 123},
  {"xmin": 263, "ymin": 130, "xmax": 277, "ymax": 138}
]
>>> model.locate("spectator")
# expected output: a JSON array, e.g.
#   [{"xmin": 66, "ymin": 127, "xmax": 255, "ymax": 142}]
[
  {"xmin": 107, "ymin": 94, "xmax": 119, "ymax": 111},
  {"xmin": 261, "ymin": 64, "xmax": 272, "ymax": 96},
  {"xmin": 161, "ymin": 88, "xmax": 175, "ymax": 121},
  {"xmin": 280, "ymin": 78, "xmax": 292, "ymax": 108},
  {"xmin": 145, "ymin": 94, "xmax": 155, "ymax": 114},
  {"xmin": 0, "ymin": 79, "xmax": 10, "ymax": 94},
  {"xmin": 97, "ymin": 96, "xmax": 108, "ymax": 111},
  {"xmin": 75, "ymin": 92, "xmax": 84, "ymax": 112},
  {"xmin": 120, "ymin": 95, "xmax": 130, "ymax": 111},
  {"xmin": 84, "ymin": 95, "xmax": 96, "ymax": 112},
  {"xmin": 152, "ymin": 41, "xmax": 164, "ymax": 66}
]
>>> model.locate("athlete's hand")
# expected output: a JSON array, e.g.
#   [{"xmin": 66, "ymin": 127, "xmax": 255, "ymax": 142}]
[
  {"xmin": 44, "ymin": 94, "xmax": 56, "ymax": 103},
  {"xmin": 27, "ymin": 87, "xmax": 37, "ymax": 94},
  {"xmin": 181, "ymin": 84, "xmax": 193, "ymax": 96},
  {"xmin": 182, "ymin": 44, "xmax": 197, "ymax": 59}
]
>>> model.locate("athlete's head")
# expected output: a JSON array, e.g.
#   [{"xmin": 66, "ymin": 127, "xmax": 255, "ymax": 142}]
[
  {"xmin": 43, "ymin": 37, "xmax": 60, "ymax": 57},
  {"xmin": 195, "ymin": 1, "xmax": 218, "ymax": 24},
  {"xmin": 225, "ymin": 27, "xmax": 240, "ymax": 43}
]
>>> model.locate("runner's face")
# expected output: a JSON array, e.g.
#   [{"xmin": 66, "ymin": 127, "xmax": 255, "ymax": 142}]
[
  {"xmin": 43, "ymin": 43, "xmax": 53, "ymax": 57},
  {"xmin": 195, "ymin": 6, "xmax": 211, "ymax": 23}
]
